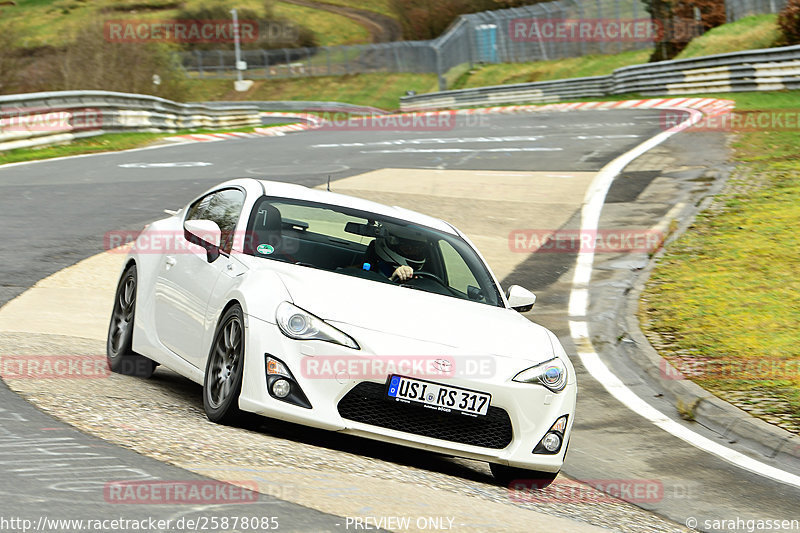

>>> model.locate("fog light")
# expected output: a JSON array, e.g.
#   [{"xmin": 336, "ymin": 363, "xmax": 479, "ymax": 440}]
[
  {"xmin": 272, "ymin": 378, "xmax": 291, "ymax": 398},
  {"xmin": 541, "ymin": 432, "xmax": 561, "ymax": 453},
  {"xmin": 533, "ymin": 414, "xmax": 568, "ymax": 454}
]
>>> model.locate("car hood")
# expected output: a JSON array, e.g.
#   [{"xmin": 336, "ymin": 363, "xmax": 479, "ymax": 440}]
[{"xmin": 268, "ymin": 264, "xmax": 554, "ymax": 363}]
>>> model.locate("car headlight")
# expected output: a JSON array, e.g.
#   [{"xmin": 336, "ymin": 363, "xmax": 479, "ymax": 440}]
[
  {"xmin": 276, "ymin": 301, "xmax": 359, "ymax": 349},
  {"xmin": 513, "ymin": 357, "xmax": 567, "ymax": 392}
]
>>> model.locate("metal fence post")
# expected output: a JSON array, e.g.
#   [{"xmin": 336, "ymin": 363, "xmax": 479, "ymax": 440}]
[
  {"xmin": 538, "ymin": 4, "xmax": 551, "ymax": 61},
  {"xmin": 466, "ymin": 25, "xmax": 474, "ymax": 68},
  {"xmin": 435, "ymin": 46, "xmax": 446, "ymax": 91},
  {"xmin": 574, "ymin": 0, "xmax": 587, "ymax": 57},
  {"xmin": 393, "ymin": 43, "xmax": 402, "ymax": 72},
  {"xmin": 326, "ymin": 47, "xmax": 332, "ymax": 76}
]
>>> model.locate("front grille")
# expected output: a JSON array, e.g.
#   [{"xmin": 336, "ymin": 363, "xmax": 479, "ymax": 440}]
[{"xmin": 337, "ymin": 382, "xmax": 513, "ymax": 449}]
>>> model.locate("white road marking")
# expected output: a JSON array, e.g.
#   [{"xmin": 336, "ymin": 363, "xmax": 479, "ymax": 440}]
[
  {"xmin": 118, "ymin": 162, "xmax": 213, "ymax": 168},
  {"xmin": 0, "ymin": 139, "xmax": 196, "ymax": 170},
  {"xmin": 312, "ymin": 136, "xmax": 544, "ymax": 148},
  {"xmin": 314, "ymin": 134, "xmax": 637, "ymax": 149},
  {"xmin": 568, "ymin": 106, "xmax": 800, "ymax": 489},
  {"xmin": 360, "ymin": 148, "xmax": 563, "ymax": 154},
  {"xmin": 573, "ymin": 135, "xmax": 640, "ymax": 140}
]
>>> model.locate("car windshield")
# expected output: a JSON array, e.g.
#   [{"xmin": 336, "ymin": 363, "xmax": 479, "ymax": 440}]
[{"xmin": 244, "ymin": 196, "xmax": 502, "ymax": 307}]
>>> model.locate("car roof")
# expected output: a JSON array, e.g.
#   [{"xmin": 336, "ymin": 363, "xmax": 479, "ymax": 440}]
[{"xmin": 248, "ymin": 178, "xmax": 458, "ymax": 235}]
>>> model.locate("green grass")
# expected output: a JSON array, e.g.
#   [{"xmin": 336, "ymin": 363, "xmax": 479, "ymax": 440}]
[
  {"xmin": 641, "ymin": 90, "xmax": 800, "ymax": 431},
  {"xmin": 676, "ymin": 14, "xmax": 781, "ymax": 59},
  {"xmin": 447, "ymin": 14, "xmax": 781, "ymax": 91},
  {"xmin": 272, "ymin": 1, "xmax": 370, "ymax": 45},
  {"xmin": 184, "ymin": 73, "xmax": 438, "ymax": 110},
  {"xmin": 2, "ymin": 0, "xmax": 372, "ymax": 49},
  {"xmin": 310, "ymin": 0, "xmax": 395, "ymax": 18},
  {"xmin": 451, "ymin": 49, "xmax": 653, "ymax": 90},
  {"xmin": 0, "ymin": 124, "xmax": 282, "ymax": 165}
]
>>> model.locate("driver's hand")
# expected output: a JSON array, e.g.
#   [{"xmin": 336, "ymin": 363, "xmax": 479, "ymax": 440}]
[{"xmin": 390, "ymin": 265, "xmax": 414, "ymax": 282}]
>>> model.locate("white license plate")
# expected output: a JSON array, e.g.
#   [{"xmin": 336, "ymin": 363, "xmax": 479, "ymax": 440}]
[{"xmin": 386, "ymin": 375, "xmax": 491, "ymax": 416}]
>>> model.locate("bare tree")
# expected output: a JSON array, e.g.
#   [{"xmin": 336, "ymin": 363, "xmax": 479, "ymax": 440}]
[
  {"xmin": 0, "ymin": 22, "xmax": 22, "ymax": 94},
  {"xmin": 53, "ymin": 19, "xmax": 187, "ymax": 100}
]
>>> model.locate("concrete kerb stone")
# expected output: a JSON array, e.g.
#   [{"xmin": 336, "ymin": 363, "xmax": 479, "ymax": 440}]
[{"xmin": 616, "ymin": 174, "xmax": 800, "ymax": 464}]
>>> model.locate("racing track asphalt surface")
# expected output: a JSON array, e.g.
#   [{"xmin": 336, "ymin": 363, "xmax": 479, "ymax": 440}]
[{"xmin": 1, "ymin": 110, "xmax": 798, "ymax": 532}]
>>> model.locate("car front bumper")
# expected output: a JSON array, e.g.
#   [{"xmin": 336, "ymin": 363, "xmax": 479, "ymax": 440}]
[{"xmin": 239, "ymin": 316, "xmax": 577, "ymax": 472}]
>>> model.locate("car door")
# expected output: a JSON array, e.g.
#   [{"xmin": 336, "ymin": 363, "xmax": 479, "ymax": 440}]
[{"xmin": 153, "ymin": 187, "xmax": 246, "ymax": 366}]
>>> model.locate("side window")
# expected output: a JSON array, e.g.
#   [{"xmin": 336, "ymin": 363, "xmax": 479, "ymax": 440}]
[
  {"xmin": 186, "ymin": 188, "xmax": 245, "ymax": 253},
  {"xmin": 438, "ymin": 239, "xmax": 480, "ymax": 295}
]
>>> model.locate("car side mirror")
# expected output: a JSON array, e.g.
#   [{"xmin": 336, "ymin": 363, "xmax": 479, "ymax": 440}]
[
  {"xmin": 506, "ymin": 285, "xmax": 536, "ymax": 312},
  {"xmin": 184, "ymin": 219, "xmax": 222, "ymax": 262}
]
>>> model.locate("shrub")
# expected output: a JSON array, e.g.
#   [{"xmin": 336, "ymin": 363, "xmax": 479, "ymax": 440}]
[
  {"xmin": 390, "ymin": 0, "xmax": 546, "ymax": 41},
  {"xmin": 11, "ymin": 19, "xmax": 189, "ymax": 100},
  {"xmin": 778, "ymin": 0, "xmax": 800, "ymax": 44},
  {"xmin": 175, "ymin": 1, "xmax": 317, "ymax": 50},
  {"xmin": 647, "ymin": 0, "xmax": 726, "ymax": 61},
  {"xmin": 57, "ymin": 20, "xmax": 188, "ymax": 100},
  {"xmin": 0, "ymin": 23, "xmax": 22, "ymax": 94}
]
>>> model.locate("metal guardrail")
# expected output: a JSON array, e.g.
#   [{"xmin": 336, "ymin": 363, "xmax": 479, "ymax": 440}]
[
  {"xmin": 401, "ymin": 76, "xmax": 611, "ymax": 110},
  {"xmin": 0, "ymin": 90, "xmax": 260, "ymax": 152},
  {"xmin": 400, "ymin": 45, "xmax": 800, "ymax": 111},
  {"xmin": 197, "ymin": 100, "xmax": 388, "ymax": 114}
]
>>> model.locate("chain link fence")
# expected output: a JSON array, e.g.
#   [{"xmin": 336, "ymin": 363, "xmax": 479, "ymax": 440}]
[
  {"xmin": 182, "ymin": 0, "xmax": 787, "ymax": 88},
  {"xmin": 182, "ymin": 41, "xmax": 438, "ymax": 79},
  {"xmin": 725, "ymin": 0, "xmax": 787, "ymax": 22}
]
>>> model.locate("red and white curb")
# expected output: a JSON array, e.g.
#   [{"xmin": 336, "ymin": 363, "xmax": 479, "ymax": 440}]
[
  {"xmin": 162, "ymin": 98, "xmax": 736, "ymax": 144},
  {"xmin": 449, "ymin": 97, "xmax": 735, "ymax": 115},
  {"xmin": 163, "ymin": 112, "xmax": 320, "ymax": 143}
]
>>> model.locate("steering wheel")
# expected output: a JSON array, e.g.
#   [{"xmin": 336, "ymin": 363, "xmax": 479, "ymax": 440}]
[{"xmin": 408, "ymin": 271, "xmax": 446, "ymax": 285}]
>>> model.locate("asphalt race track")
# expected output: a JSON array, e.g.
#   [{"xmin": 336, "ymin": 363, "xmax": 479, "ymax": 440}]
[{"xmin": 1, "ymin": 110, "xmax": 798, "ymax": 532}]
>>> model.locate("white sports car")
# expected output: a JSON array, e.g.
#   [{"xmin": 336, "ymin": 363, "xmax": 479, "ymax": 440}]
[{"xmin": 107, "ymin": 178, "xmax": 577, "ymax": 486}]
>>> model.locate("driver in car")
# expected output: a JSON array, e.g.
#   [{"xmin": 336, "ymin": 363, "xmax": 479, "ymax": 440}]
[{"xmin": 370, "ymin": 227, "xmax": 428, "ymax": 282}]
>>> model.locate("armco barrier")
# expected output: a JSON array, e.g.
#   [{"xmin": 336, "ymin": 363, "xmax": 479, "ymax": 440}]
[
  {"xmin": 197, "ymin": 100, "xmax": 388, "ymax": 115},
  {"xmin": 0, "ymin": 90, "xmax": 260, "ymax": 153},
  {"xmin": 401, "ymin": 44, "xmax": 800, "ymax": 111},
  {"xmin": 401, "ymin": 76, "xmax": 612, "ymax": 110}
]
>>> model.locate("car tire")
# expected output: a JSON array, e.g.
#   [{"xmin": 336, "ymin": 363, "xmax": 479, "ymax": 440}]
[
  {"xmin": 490, "ymin": 463, "xmax": 559, "ymax": 489},
  {"xmin": 203, "ymin": 304, "xmax": 245, "ymax": 425},
  {"xmin": 107, "ymin": 264, "xmax": 157, "ymax": 379}
]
